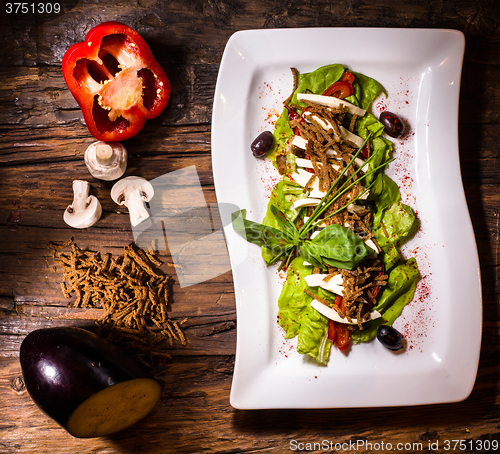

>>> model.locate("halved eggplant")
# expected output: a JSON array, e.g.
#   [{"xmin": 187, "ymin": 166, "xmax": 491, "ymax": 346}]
[{"xmin": 19, "ymin": 327, "xmax": 162, "ymax": 438}]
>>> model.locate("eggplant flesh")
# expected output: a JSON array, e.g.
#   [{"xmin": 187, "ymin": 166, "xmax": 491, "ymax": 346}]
[{"xmin": 20, "ymin": 327, "xmax": 161, "ymax": 438}]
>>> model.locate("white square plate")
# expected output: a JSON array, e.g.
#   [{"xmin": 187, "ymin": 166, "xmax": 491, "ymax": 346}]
[{"xmin": 211, "ymin": 28, "xmax": 481, "ymax": 408}]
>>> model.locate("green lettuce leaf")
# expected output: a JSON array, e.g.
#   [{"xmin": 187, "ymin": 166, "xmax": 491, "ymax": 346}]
[
  {"xmin": 262, "ymin": 178, "xmax": 307, "ymax": 227},
  {"xmin": 277, "ymin": 256, "xmax": 314, "ymax": 337},
  {"xmin": 297, "ymin": 309, "xmax": 331, "ymax": 365},
  {"xmin": 348, "ymin": 71, "xmax": 386, "ymax": 111},
  {"xmin": 370, "ymin": 173, "xmax": 401, "ymax": 226},
  {"xmin": 377, "ymin": 202, "xmax": 416, "ymax": 244},
  {"xmin": 267, "ymin": 108, "xmax": 293, "ymax": 163},
  {"xmin": 261, "ymin": 178, "xmax": 308, "ymax": 264},
  {"xmin": 374, "ymin": 201, "xmax": 417, "ymax": 270},
  {"xmin": 277, "ymin": 257, "xmax": 331, "ymax": 365}
]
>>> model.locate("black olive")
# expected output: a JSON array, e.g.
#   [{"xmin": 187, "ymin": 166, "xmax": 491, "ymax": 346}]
[
  {"xmin": 379, "ymin": 111, "xmax": 405, "ymax": 138},
  {"xmin": 376, "ymin": 325, "xmax": 404, "ymax": 351},
  {"xmin": 251, "ymin": 131, "xmax": 274, "ymax": 158}
]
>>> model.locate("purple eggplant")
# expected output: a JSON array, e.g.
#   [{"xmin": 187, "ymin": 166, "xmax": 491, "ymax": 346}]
[{"xmin": 19, "ymin": 327, "xmax": 162, "ymax": 438}]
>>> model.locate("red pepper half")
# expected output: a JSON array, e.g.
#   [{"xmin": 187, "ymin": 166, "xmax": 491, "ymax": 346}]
[{"xmin": 62, "ymin": 22, "xmax": 171, "ymax": 141}]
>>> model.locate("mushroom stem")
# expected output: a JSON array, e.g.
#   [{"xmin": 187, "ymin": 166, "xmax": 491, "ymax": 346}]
[
  {"xmin": 95, "ymin": 143, "xmax": 114, "ymax": 165},
  {"xmin": 85, "ymin": 141, "xmax": 128, "ymax": 181},
  {"xmin": 72, "ymin": 180, "xmax": 92, "ymax": 212},
  {"xmin": 126, "ymin": 190, "xmax": 151, "ymax": 227},
  {"xmin": 64, "ymin": 180, "xmax": 102, "ymax": 229},
  {"xmin": 110, "ymin": 176, "xmax": 154, "ymax": 228}
]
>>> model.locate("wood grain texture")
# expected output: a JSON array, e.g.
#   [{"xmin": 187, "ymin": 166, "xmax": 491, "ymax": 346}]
[{"xmin": 1, "ymin": 0, "xmax": 499, "ymax": 452}]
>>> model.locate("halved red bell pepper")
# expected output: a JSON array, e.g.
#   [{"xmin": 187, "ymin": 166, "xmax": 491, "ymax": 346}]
[{"xmin": 62, "ymin": 21, "xmax": 171, "ymax": 142}]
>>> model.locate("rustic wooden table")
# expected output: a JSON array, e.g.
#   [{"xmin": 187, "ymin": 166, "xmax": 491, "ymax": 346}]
[{"xmin": 1, "ymin": 1, "xmax": 499, "ymax": 453}]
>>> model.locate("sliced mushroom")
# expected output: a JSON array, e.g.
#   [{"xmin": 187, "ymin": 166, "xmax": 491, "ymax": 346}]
[
  {"xmin": 64, "ymin": 180, "xmax": 102, "ymax": 229},
  {"xmin": 84, "ymin": 141, "xmax": 128, "ymax": 181},
  {"xmin": 111, "ymin": 176, "xmax": 154, "ymax": 227}
]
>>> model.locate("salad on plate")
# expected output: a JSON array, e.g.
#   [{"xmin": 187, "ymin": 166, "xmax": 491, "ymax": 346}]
[{"xmin": 232, "ymin": 64, "xmax": 420, "ymax": 365}]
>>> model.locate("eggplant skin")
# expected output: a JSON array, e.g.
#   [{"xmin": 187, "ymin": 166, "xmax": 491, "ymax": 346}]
[{"xmin": 20, "ymin": 327, "xmax": 160, "ymax": 436}]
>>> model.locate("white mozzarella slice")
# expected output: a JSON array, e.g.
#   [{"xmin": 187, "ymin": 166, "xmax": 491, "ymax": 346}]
[
  {"xmin": 311, "ymin": 300, "xmax": 382, "ymax": 324},
  {"xmin": 310, "ymin": 230, "xmax": 321, "ymax": 239},
  {"xmin": 364, "ymin": 238, "xmax": 378, "ymax": 258},
  {"xmin": 303, "ymin": 112, "xmax": 336, "ymax": 133},
  {"xmin": 295, "ymin": 157, "xmax": 314, "ymax": 169},
  {"xmin": 296, "ymin": 157, "xmax": 340, "ymax": 173},
  {"xmin": 290, "ymin": 169, "xmax": 313, "ymax": 187},
  {"xmin": 297, "ymin": 93, "xmax": 366, "ymax": 117},
  {"xmin": 309, "ymin": 188, "xmax": 327, "ymax": 198},
  {"xmin": 305, "ymin": 273, "xmax": 344, "ymax": 295},
  {"xmin": 290, "ymin": 169, "xmax": 328, "ymax": 198},
  {"xmin": 347, "ymin": 204, "xmax": 366, "ymax": 213},
  {"xmin": 293, "ymin": 198, "xmax": 322, "ymax": 209},
  {"xmin": 346, "ymin": 151, "xmax": 369, "ymax": 173},
  {"xmin": 358, "ymin": 189, "xmax": 370, "ymax": 200},
  {"xmin": 292, "ymin": 135, "xmax": 308, "ymax": 150},
  {"xmin": 339, "ymin": 126, "xmax": 365, "ymax": 148},
  {"xmin": 364, "ymin": 238, "xmax": 378, "ymax": 252}
]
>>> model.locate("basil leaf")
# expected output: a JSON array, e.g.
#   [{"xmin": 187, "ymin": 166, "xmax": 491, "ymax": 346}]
[
  {"xmin": 231, "ymin": 210, "xmax": 294, "ymax": 260},
  {"xmin": 311, "ymin": 224, "xmax": 374, "ymax": 270},
  {"xmin": 270, "ymin": 205, "xmax": 299, "ymax": 242},
  {"xmin": 298, "ymin": 241, "xmax": 324, "ymax": 269}
]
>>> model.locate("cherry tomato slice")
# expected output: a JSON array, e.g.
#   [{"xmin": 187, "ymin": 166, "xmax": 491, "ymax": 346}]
[
  {"xmin": 341, "ymin": 70, "xmax": 355, "ymax": 84},
  {"xmin": 370, "ymin": 265, "xmax": 385, "ymax": 299},
  {"xmin": 327, "ymin": 319, "xmax": 336, "ymax": 343},
  {"xmin": 323, "ymin": 80, "xmax": 353, "ymax": 99},
  {"xmin": 335, "ymin": 323, "xmax": 350, "ymax": 352}
]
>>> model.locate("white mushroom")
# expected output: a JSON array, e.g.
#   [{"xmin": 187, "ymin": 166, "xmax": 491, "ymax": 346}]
[
  {"xmin": 111, "ymin": 176, "xmax": 154, "ymax": 227},
  {"xmin": 63, "ymin": 180, "xmax": 102, "ymax": 229},
  {"xmin": 84, "ymin": 141, "xmax": 128, "ymax": 181}
]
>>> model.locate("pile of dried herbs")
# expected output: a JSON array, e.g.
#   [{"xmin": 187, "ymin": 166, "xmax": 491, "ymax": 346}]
[{"xmin": 49, "ymin": 238, "xmax": 186, "ymax": 373}]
